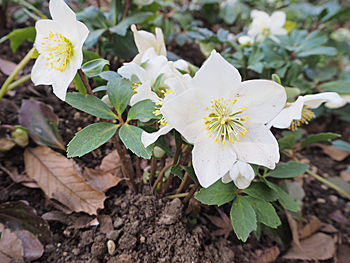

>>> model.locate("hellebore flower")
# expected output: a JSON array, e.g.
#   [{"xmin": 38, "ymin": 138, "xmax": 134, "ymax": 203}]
[
  {"xmin": 325, "ymin": 94, "xmax": 350, "ymax": 109},
  {"xmin": 238, "ymin": 10, "xmax": 287, "ymax": 45},
  {"xmin": 268, "ymin": 92, "xmax": 343, "ymax": 130},
  {"xmin": 222, "ymin": 161, "xmax": 255, "ymax": 189},
  {"xmin": 31, "ymin": 0, "xmax": 89, "ymax": 101},
  {"xmin": 161, "ymin": 50, "xmax": 286, "ymax": 188}
]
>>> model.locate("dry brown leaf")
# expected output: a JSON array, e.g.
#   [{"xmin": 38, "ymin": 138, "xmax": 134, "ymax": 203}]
[
  {"xmin": 299, "ymin": 216, "xmax": 323, "ymax": 239},
  {"xmin": 252, "ymin": 246, "xmax": 280, "ymax": 263},
  {"xmin": 14, "ymin": 230, "xmax": 44, "ymax": 261},
  {"xmin": 283, "ymin": 233, "xmax": 335, "ymax": 260},
  {"xmin": 0, "ymin": 57, "xmax": 22, "ymax": 76},
  {"xmin": 83, "ymin": 167, "xmax": 123, "ymax": 193},
  {"xmin": 0, "ymin": 164, "xmax": 39, "ymax": 188},
  {"xmin": 315, "ymin": 143, "xmax": 350, "ymax": 161},
  {"xmin": 0, "ymin": 223, "xmax": 24, "ymax": 263},
  {"xmin": 97, "ymin": 215, "xmax": 114, "ymax": 234},
  {"xmin": 321, "ymin": 223, "xmax": 339, "ymax": 233},
  {"xmin": 336, "ymin": 245, "xmax": 350, "ymax": 263},
  {"xmin": 205, "ymin": 208, "xmax": 233, "ymax": 239},
  {"xmin": 24, "ymin": 146, "xmax": 106, "ymax": 215},
  {"xmin": 285, "ymin": 210, "xmax": 302, "ymax": 249},
  {"xmin": 340, "ymin": 170, "xmax": 350, "ymax": 182},
  {"xmin": 100, "ymin": 150, "xmax": 122, "ymax": 176}
]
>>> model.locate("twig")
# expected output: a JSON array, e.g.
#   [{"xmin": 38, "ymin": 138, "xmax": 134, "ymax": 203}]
[
  {"xmin": 183, "ymin": 180, "xmax": 200, "ymax": 204},
  {"xmin": 149, "ymin": 157, "xmax": 157, "ymax": 183},
  {"xmin": 152, "ymin": 162, "xmax": 172, "ymax": 193},
  {"xmin": 122, "ymin": 0, "xmax": 132, "ymax": 19},
  {"xmin": 77, "ymin": 69, "xmax": 94, "ymax": 96}
]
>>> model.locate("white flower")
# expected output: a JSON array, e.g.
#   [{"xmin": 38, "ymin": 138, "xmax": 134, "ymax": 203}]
[
  {"xmin": 31, "ymin": 0, "xmax": 89, "ymax": 100},
  {"xmin": 238, "ymin": 10, "xmax": 287, "ymax": 45},
  {"xmin": 222, "ymin": 161, "xmax": 255, "ymax": 189},
  {"xmin": 161, "ymin": 50, "xmax": 287, "ymax": 188},
  {"xmin": 131, "ymin": 24, "xmax": 166, "ymax": 64},
  {"xmin": 325, "ymin": 94, "xmax": 350, "ymax": 109},
  {"xmin": 134, "ymin": 0, "xmax": 154, "ymax": 6},
  {"xmin": 268, "ymin": 92, "xmax": 343, "ymax": 130}
]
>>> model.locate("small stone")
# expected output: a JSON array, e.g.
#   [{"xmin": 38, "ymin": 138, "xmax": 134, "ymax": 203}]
[
  {"xmin": 63, "ymin": 228, "xmax": 72, "ymax": 237},
  {"xmin": 317, "ymin": 198, "xmax": 326, "ymax": 203},
  {"xmin": 106, "ymin": 230, "xmax": 121, "ymax": 241},
  {"xmin": 329, "ymin": 195, "xmax": 338, "ymax": 203},
  {"xmin": 159, "ymin": 198, "xmax": 183, "ymax": 225},
  {"xmin": 321, "ymin": 184, "xmax": 329, "ymax": 190},
  {"xmin": 72, "ymin": 248, "xmax": 80, "ymax": 256},
  {"xmin": 107, "ymin": 240, "xmax": 116, "ymax": 255},
  {"xmin": 91, "ymin": 243, "xmax": 106, "ymax": 259},
  {"xmin": 140, "ymin": 236, "xmax": 146, "ymax": 243},
  {"xmin": 113, "ymin": 218, "xmax": 125, "ymax": 229},
  {"xmin": 118, "ymin": 232, "xmax": 137, "ymax": 250},
  {"xmin": 121, "ymin": 202, "xmax": 127, "ymax": 209},
  {"xmin": 73, "ymin": 112, "xmax": 81, "ymax": 120},
  {"xmin": 62, "ymin": 252, "xmax": 68, "ymax": 257}
]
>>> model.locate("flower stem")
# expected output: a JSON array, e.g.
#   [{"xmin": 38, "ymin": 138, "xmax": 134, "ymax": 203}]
[
  {"xmin": 152, "ymin": 162, "xmax": 172, "ymax": 193},
  {"xmin": 77, "ymin": 68, "xmax": 94, "ymax": 96},
  {"xmin": 7, "ymin": 74, "xmax": 31, "ymax": 92},
  {"xmin": 306, "ymin": 169, "xmax": 350, "ymax": 200},
  {"xmin": 0, "ymin": 47, "xmax": 35, "ymax": 101},
  {"xmin": 149, "ymin": 157, "xmax": 157, "ymax": 184},
  {"xmin": 183, "ymin": 180, "xmax": 200, "ymax": 204}
]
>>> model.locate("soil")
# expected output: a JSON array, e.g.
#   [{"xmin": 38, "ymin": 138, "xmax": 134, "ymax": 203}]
[{"xmin": 1, "ymin": 8, "xmax": 350, "ymax": 263}]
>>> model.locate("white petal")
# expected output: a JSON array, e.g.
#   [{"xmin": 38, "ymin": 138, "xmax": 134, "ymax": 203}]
[
  {"xmin": 141, "ymin": 125, "xmax": 173, "ymax": 148},
  {"xmin": 191, "ymin": 50, "xmax": 242, "ymax": 99},
  {"xmin": 192, "ymin": 132, "xmax": 237, "ymax": 188},
  {"xmin": 34, "ymin": 20, "xmax": 63, "ymax": 54},
  {"xmin": 173, "ymin": 59, "xmax": 189, "ymax": 72},
  {"xmin": 155, "ymin": 27, "xmax": 167, "ymax": 56},
  {"xmin": 131, "ymin": 24, "xmax": 158, "ymax": 54},
  {"xmin": 226, "ymin": 80, "xmax": 287, "ymax": 125},
  {"xmin": 269, "ymin": 11, "xmax": 286, "ymax": 32},
  {"xmin": 233, "ymin": 125, "xmax": 280, "ymax": 169},
  {"xmin": 229, "ymin": 161, "xmax": 255, "ymax": 189},
  {"xmin": 129, "ymin": 80, "xmax": 154, "ymax": 106},
  {"xmin": 303, "ymin": 92, "xmax": 344, "ymax": 108},
  {"xmin": 222, "ymin": 172, "xmax": 233, "ymax": 183},
  {"xmin": 269, "ymin": 98, "xmax": 304, "ymax": 129},
  {"xmin": 325, "ymin": 95, "xmax": 350, "ymax": 108},
  {"xmin": 117, "ymin": 63, "xmax": 148, "ymax": 83},
  {"xmin": 238, "ymin": 35, "xmax": 253, "ymax": 45}
]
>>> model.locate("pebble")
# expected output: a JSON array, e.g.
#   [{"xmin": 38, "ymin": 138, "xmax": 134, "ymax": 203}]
[
  {"xmin": 113, "ymin": 218, "xmax": 125, "ymax": 229},
  {"xmin": 62, "ymin": 252, "xmax": 68, "ymax": 257},
  {"xmin": 121, "ymin": 202, "xmax": 127, "ymax": 209},
  {"xmin": 317, "ymin": 198, "xmax": 326, "ymax": 203},
  {"xmin": 91, "ymin": 243, "xmax": 106, "ymax": 258},
  {"xmin": 72, "ymin": 248, "xmax": 80, "ymax": 256},
  {"xmin": 107, "ymin": 240, "xmax": 116, "ymax": 255},
  {"xmin": 329, "ymin": 195, "xmax": 338, "ymax": 203},
  {"xmin": 73, "ymin": 112, "xmax": 81, "ymax": 120},
  {"xmin": 140, "ymin": 236, "xmax": 146, "ymax": 243},
  {"xmin": 321, "ymin": 184, "xmax": 329, "ymax": 190},
  {"xmin": 106, "ymin": 230, "xmax": 121, "ymax": 241}
]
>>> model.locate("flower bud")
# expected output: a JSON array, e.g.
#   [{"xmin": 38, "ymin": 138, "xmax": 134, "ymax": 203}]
[
  {"xmin": 153, "ymin": 146, "xmax": 166, "ymax": 158},
  {"xmin": 102, "ymin": 95, "xmax": 113, "ymax": 108},
  {"xmin": 11, "ymin": 127, "xmax": 29, "ymax": 147},
  {"xmin": 0, "ymin": 138, "xmax": 16, "ymax": 151}
]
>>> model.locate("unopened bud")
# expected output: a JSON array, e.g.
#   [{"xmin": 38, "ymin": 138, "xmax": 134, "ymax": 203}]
[
  {"xmin": 11, "ymin": 127, "xmax": 29, "ymax": 147},
  {"xmin": 0, "ymin": 138, "xmax": 16, "ymax": 151},
  {"xmin": 153, "ymin": 146, "xmax": 166, "ymax": 158},
  {"xmin": 102, "ymin": 95, "xmax": 113, "ymax": 108}
]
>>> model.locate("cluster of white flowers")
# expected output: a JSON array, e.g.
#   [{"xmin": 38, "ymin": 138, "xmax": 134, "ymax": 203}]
[{"xmin": 31, "ymin": 0, "xmax": 344, "ymax": 190}]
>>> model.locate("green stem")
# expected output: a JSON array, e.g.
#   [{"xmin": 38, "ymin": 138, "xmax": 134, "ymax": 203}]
[
  {"xmin": 306, "ymin": 169, "xmax": 350, "ymax": 200},
  {"xmin": 7, "ymin": 74, "xmax": 31, "ymax": 92},
  {"xmin": 0, "ymin": 47, "xmax": 35, "ymax": 101}
]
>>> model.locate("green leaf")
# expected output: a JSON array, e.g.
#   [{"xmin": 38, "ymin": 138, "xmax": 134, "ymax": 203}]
[
  {"xmin": 195, "ymin": 180, "xmax": 237, "ymax": 206},
  {"xmin": 84, "ymin": 28, "xmax": 106, "ymax": 48},
  {"xmin": 76, "ymin": 6, "xmax": 109, "ymax": 29},
  {"xmin": 127, "ymin": 99, "xmax": 158, "ymax": 121},
  {"xmin": 266, "ymin": 162, "xmax": 309, "ymax": 179},
  {"xmin": 171, "ymin": 164, "xmax": 183, "ymax": 181},
  {"xmin": 242, "ymin": 181, "xmax": 277, "ymax": 202},
  {"xmin": 153, "ymin": 73, "xmax": 165, "ymax": 92},
  {"xmin": 322, "ymin": 6, "xmax": 350, "ymax": 22},
  {"xmin": 319, "ymin": 80, "xmax": 350, "ymax": 93},
  {"xmin": 278, "ymin": 135, "xmax": 296, "ymax": 150},
  {"xmin": 300, "ymin": 132, "xmax": 340, "ymax": 147},
  {"xmin": 230, "ymin": 196, "xmax": 257, "ymax": 242},
  {"xmin": 104, "ymin": 32, "xmax": 138, "ymax": 59},
  {"xmin": 332, "ymin": 140, "xmax": 350, "ymax": 152},
  {"xmin": 0, "ymin": 27, "xmax": 35, "ymax": 53},
  {"xmin": 119, "ymin": 124, "xmax": 153, "ymax": 159},
  {"xmin": 109, "ymin": 12, "xmax": 153, "ymax": 36},
  {"xmin": 107, "ymin": 78, "xmax": 133, "ymax": 115},
  {"xmin": 99, "ymin": 71, "xmax": 120, "ymax": 81},
  {"xmin": 81, "ymin": 58, "xmax": 110, "ymax": 78},
  {"xmin": 67, "ymin": 122, "xmax": 118, "ymax": 157},
  {"xmin": 66, "ymin": 93, "xmax": 118, "ymax": 119},
  {"xmin": 269, "ymin": 182, "xmax": 299, "ymax": 212},
  {"xmin": 19, "ymin": 100, "xmax": 65, "ymax": 150},
  {"xmin": 181, "ymin": 165, "xmax": 197, "ymax": 182},
  {"xmin": 245, "ymin": 196, "xmax": 281, "ymax": 228},
  {"xmin": 297, "ymin": 46, "xmax": 337, "ymax": 57},
  {"xmin": 73, "ymin": 72, "xmax": 87, "ymax": 95}
]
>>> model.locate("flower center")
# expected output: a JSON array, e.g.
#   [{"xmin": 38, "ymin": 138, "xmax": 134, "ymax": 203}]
[
  {"xmin": 262, "ymin": 28, "xmax": 271, "ymax": 37},
  {"xmin": 40, "ymin": 31, "xmax": 74, "ymax": 72},
  {"xmin": 153, "ymin": 89, "xmax": 175, "ymax": 126},
  {"xmin": 289, "ymin": 105, "xmax": 315, "ymax": 131},
  {"xmin": 204, "ymin": 98, "xmax": 250, "ymax": 145}
]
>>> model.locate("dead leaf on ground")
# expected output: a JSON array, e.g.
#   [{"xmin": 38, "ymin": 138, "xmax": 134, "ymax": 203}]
[
  {"xmin": 99, "ymin": 150, "xmax": 122, "ymax": 176},
  {"xmin": 97, "ymin": 215, "xmax": 114, "ymax": 234},
  {"xmin": 42, "ymin": 211, "xmax": 71, "ymax": 225},
  {"xmin": 340, "ymin": 170, "xmax": 350, "ymax": 182},
  {"xmin": 283, "ymin": 232, "xmax": 336, "ymax": 260},
  {"xmin": 0, "ymin": 223, "xmax": 24, "ymax": 263},
  {"xmin": 315, "ymin": 143, "xmax": 350, "ymax": 161},
  {"xmin": 336, "ymin": 245, "xmax": 350, "ymax": 263},
  {"xmin": 299, "ymin": 216, "xmax": 323, "ymax": 239},
  {"xmin": 321, "ymin": 223, "xmax": 339, "ymax": 233},
  {"xmin": 331, "ymin": 211, "xmax": 350, "ymax": 224},
  {"xmin": 252, "ymin": 246, "xmax": 280, "ymax": 263},
  {"xmin": 0, "ymin": 165, "xmax": 38, "ymax": 188},
  {"xmin": 205, "ymin": 208, "xmax": 233, "ymax": 239},
  {"xmin": 83, "ymin": 167, "xmax": 123, "ymax": 193},
  {"xmin": 24, "ymin": 146, "xmax": 106, "ymax": 215},
  {"xmin": 14, "ymin": 230, "xmax": 44, "ymax": 261},
  {"xmin": 285, "ymin": 210, "xmax": 302, "ymax": 249},
  {"xmin": 0, "ymin": 57, "xmax": 22, "ymax": 76},
  {"xmin": 67, "ymin": 215, "xmax": 99, "ymax": 229}
]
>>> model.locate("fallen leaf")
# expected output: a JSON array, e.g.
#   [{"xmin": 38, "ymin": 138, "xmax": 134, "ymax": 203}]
[
  {"xmin": 252, "ymin": 246, "xmax": 280, "ymax": 263},
  {"xmin": 340, "ymin": 170, "xmax": 350, "ymax": 182},
  {"xmin": 67, "ymin": 215, "xmax": 98, "ymax": 229},
  {"xmin": 24, "ymin": 146, "xmax": 106, "ymax": 215},
  {"xmin": 83, "ymin": 167, "xmax": 123, "ymax": 193},
  {"xmin": 0, "ymin": 165, "xmax": 38, "ymax": 188},
  {"xmin": 19, "ymin": 100, "xmax": 65, "ymax": 150},
  {"xmin": 327, "ymin": 177, "xmax": 350, "ymax": 198},
  {"xmin": 337, "ymin": 245, "xmax": 350, "ymax": 263},
  {"xmin": 321, "ymin": 223, "xmax": 339, "ymax": 233},
  {"xmin": 0, "ymin": 200, "xmax": 53, "ymax": 246},
  {"xmin": 283, "ymin": 233, "xmax": 335, "ymax": 260},
  {"xmin": 0, "ymin": 223, "xmax": 24, "ymax": 263},
  {"xmin": 315, "ymin": 143, "xmax": 350, "ymax": 161},
  {"xmin": 331, "ymin": 211, "xmax": 350, "ymax": 224},
  {"xmin": 0, "ymin": 57, "xmax": 22, "ymax": 76},
  {"xmin": 299, "ymin": 216, "xmax": 323, "ymax": 239},
  {"xmin": 97, "ymin": 215, "xmax": 114, "ymax": 234},
  {"xmin": 285, "ymin": 210, "xmax": 302, "ymax": 249},
  {"xmin": 99, "ymin": 150, "xmax": 122, "ymax": 176},
  {"xmin": 42, "ymin": 211, "xmax": 71, "ymax": 225},
  {"xmin": 14, "ymin": 230, "xmax": 44, "ymax": 261},
  {"xmin": 205, "ymin": 207, "xmax": 233, "ymax": 238}
]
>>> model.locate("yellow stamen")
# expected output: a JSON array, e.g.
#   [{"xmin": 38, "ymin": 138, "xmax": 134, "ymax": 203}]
[{"xmin": 289, "ymin": 105, "xmax": 315, "ymax": 131}]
